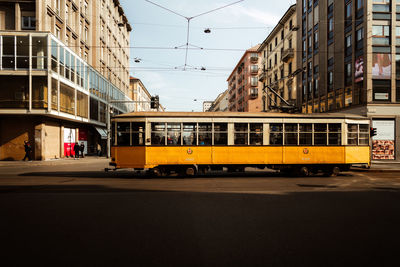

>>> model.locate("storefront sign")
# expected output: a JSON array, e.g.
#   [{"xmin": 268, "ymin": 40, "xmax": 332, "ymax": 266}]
[{"xmin": 374, "ymin": 93, "xmax": 389, "ymax": 100}]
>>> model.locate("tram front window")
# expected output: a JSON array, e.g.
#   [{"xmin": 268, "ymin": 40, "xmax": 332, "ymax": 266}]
[
  {"xmin": 117, "ymin": 122, "xmax": 130, "ymax": 146},
  {"xmin": 132, "ymin": 122, "xmax": 145, "ymax": 146}
]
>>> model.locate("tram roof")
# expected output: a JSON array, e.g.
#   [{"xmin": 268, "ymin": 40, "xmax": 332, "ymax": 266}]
[{"xmin": 114, "ymin": 112, "xmax": 369, "ymax": 120}]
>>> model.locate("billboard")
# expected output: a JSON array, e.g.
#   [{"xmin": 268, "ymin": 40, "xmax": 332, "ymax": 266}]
[
  {"xmin": 355, "ymin": 56, "xmax": 363, "ymax": 83},
  {"xmin": 372, "ymin": 120, "xmax": 395, "ymax": 160},
  {"xmin": 372, "ymin": 53, "xmax": 391, "ymax": 79}
]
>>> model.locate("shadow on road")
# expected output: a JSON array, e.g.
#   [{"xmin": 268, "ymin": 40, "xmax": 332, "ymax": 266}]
[{"xmin": 18, "ymin": 170, "xmax": 353, "ymax": 179}]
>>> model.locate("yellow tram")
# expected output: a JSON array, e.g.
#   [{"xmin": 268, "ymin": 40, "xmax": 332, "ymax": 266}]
[{"xmin": 109, "ymin": 112, "xmax": 371, "ymax": 176}]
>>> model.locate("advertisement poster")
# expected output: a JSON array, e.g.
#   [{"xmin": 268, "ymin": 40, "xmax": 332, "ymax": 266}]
[
  {"xmin": 372, "ymin": 120, "xmax": 395, "ymax": 160},
  {"xmin": 372, "ymin": 53, "xmax": 391, "ymax": 79},
  {"xmin": 355, "ymin": 56, "xmax": 363, "ymax": 83},
  {"xmin": 64, "ymin": 128, "xmax": 76, "ymax": 157}
]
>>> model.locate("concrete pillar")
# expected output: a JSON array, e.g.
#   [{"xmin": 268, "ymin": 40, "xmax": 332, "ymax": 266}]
[
  {"xmin": 60, "ymin": 125, "xmax": 64, "ymax": 157},
  {"xmin": 34, "ymin": 123, "xmax": 45, "ymax": 160},
  {"xmin": 15, "ymin": 3, "xmax": 20, "ymax": 31}
]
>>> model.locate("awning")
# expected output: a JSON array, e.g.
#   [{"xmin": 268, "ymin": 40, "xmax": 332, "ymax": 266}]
[{"xmin": 95, "ymin": 127, "xmax": 108, "ymax": 140}]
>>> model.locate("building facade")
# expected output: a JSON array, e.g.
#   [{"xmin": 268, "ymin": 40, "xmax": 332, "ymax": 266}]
[
  {"xmin": 296, "ymin": 0, "xmax": 400, "ymax": 161},
  {"xmin": 209, "ymin": 89, "xmax": 229, "ymax": 112},
  {"xmin": 227, "ymin": 45, "xmax": 261, "ymax": 112},
  {"xmin": 0, "ymin": 0, "xmax": 132, "ymax": 160},
  {"xmin": 202, "ymin": 101, "xmax": 213, "ymax": 112},
  {"xmin": 129, "ymin": 77, "xmax": 152, "ymax": 112},
  {"xmin": 258, "ymin": 4, "xmax": 297, "ymax": 112}
]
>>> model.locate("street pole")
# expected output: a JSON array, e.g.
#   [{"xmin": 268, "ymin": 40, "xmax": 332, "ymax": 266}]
[{"xmin": 107, "ymin": 103, "xmax": 111, "ymax": 158}]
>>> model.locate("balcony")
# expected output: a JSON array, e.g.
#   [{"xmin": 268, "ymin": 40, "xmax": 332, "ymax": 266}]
[
  {"xmin": 250, "ymin": 55, "xmax": 258, "ymax": 63},
  {"xmin": 281, "ymin": 48, "xmax": 294, "ymax": 63},
  {"xmin": 250, "ymin": 88, "xmax": 258, "ymax": 99},
  {"xmin": 250, "ymin": 65, "xmax": 258, "ymax": 74}
]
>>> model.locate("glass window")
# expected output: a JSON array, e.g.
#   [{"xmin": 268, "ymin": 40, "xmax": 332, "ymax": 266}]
[
  {"xmin": 199, "ymin": 123, "xmax": 212, "ymax": 145},
  {"xmin": 359, "ymin": 124, "xmax": 369, "ymax": 145},
  {"xmin": 270, "ymin": 123, "xmax": 283, "ymax": 145},
  {"xmin": 167, "ymin": 123, "xmax": 181, "ymax": 145},
  {"xmin": 16, "ymin": 36, "xmax": 29, "ymax": 69},
  {"xmin": 299, "ymin": 123, "xmax": 312, "ymax": 145},
  {"xmin": 285, "ymin": 123, "xmax": 298, "ymax": 145},
  {"xmin": 117, "ymin": 122, "xmax": 130, "ymax": 146},
  {"xmin": 234, "ymin": 123, "xmax": 248, "ymax": 145},
  {"xmin": 329, "ymin": 124, "xmax": 342, "ymax": 145},
  {"xmin": 214, "ymin": 123, "xmax": 227, "ymax": 145},
  {"xmin": 151, "ymin": 123, "xmax": 166, "ymax": 146},
  {"xmin": 250, "ymin": 123, "xmax": 263, "ymax": 145},
  {"xmin": 32, "ymin": 36, "xmax": 47, "ymax": 70},
  {"xmin": 348, "ymin": 124, "xmax": 358, "ymax": 145},
  {"xmin": 132, "ymin": 122, "xmax": 145, "ymax": 146},
  {"xmin": 314, "ymin": 123, "xmax": 327, "ymax": 145},
  {"xmin": 183, "ymin": 123, "xmax": 196, "ymax": 146}
]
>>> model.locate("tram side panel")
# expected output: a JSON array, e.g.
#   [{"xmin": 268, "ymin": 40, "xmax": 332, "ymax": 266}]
[
  {"xmin": 146, "ymin": 147, "xmax": 213, "ymax": 167},
  {"xmin": 345, "ymin": 146, "xmax": 370, "ymax": 165},
  {"xmin": 212, "ymin": 147, "xmax": 283, "ymax": 165},
  {"xmin": 282, "ymin": 147, "xmax": 345, "ymax": 165},
  {"xmin": 112, "ymin": 146, "xmax": 146, "ymax": 169}
]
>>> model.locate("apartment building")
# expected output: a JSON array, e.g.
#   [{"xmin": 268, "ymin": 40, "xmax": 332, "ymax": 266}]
[
  {"xmin": 258, "ymin": 4, "xmax": 297, "ymax": 112},
  {"xmin": 296, "ymin": 0, "xmax": 400, "ymax": 161},
  {"xmin": 0, "ymin": 0, "xmax": 132, "ymax": 160},
  {"xmin": 129, "ymin": 77, "xmax": 153, "ymax": 112},
  {"xmin": 209, "ymin": 89, "xmax": 229, "ymax": 112},
  {"xmin": 227, "ymin": 45, "xmax": 261, "ymax": 112}
]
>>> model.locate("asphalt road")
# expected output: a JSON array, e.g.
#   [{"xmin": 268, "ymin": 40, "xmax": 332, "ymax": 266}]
[{"xmin": 1, "ymin": 159, "xmax": 400, "ymax": 266}]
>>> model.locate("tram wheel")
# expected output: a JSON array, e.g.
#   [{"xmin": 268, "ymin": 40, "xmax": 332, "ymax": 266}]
[
  {"xmin": 298, "ymin": 166, "xmax": 310, "ymax": 177},
  {"xmin": 153, "ymin": 167, "xmax": 166, "ymax": 177},
  {"xmin": 185, "ymin": 166, "xmax": 197, "ymax": 176}
]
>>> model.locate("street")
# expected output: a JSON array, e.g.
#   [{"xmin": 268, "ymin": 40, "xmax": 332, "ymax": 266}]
[{"xmin": 1, "ymin": 158, "xmax": 400, "ymax": 266}]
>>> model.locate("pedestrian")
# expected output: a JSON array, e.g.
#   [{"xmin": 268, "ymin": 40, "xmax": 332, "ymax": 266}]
[
  {"xmin": 23, "ymin": 140, "xmax": 32, "ymax": 161},
  {"xmin": 73, "ymin": 142, "xmax": 80, "ymax": 159},
  {"xmin": 80, "ymin": 142, "xmax": 85, "ymax": 158},
  {"xmin": 97, "ymin": 143, "xmax": 102, "ymax": 156}
]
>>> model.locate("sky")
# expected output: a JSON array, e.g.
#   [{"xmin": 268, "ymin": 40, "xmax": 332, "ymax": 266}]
[{"xmin": 120, "ymin": 0, "xmax": 295, "ymax": 111}]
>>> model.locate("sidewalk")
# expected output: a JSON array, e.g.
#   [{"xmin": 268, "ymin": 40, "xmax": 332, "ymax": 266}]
[{"xmin": 0, "ymin": 156, "xmax": 109, "ymax": 167}]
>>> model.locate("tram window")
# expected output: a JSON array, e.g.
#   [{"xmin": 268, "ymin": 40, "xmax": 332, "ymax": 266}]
[
  {"xmin": 329, "ymin": 124, "xmax": 342, "ymax": 145},
  {"xmin": 167, "ymin": 123, "xmax": 181, "ymax": 145},
  {"xmin": 250, "ymin": 123, "xmax": 263, "ymax": 145},
  {"xmin": 359, "ymin": 124, "xmax": 369, "ymax": 145},
  {"xmin": 314, "ymin": 124, "xmax": 327, "ymax": 145},
  {"xmin": 234, "ymin": 123, "xmax": 248, "ymax": 145},
  {"xmin": 132, "ymin": 122, "xmax": 145, "ymax": 146},
  {"xmin": 347, "ymin": 124, "xmax": 358, "ymax": 145},
  {"xmin": 198, "ymin": 123, "xmax": 212, "ymax": 145},
  {"xmin": 151, "ymin": 123, "xmax": 166, "ymax": 146},
  {"xmin": 270, "ymin": 123, "xmax": 283, "ymax": 145},
  {"xmin": 299, "ymin": 124, "xmax": 312, "ymax": 145},
  {"xmin": 284, "ymin": 123, "xmax": 298, "ymax": 145},
  {"xmin": 183, "ymin": 123, "xmax": 196, "ymax": 146},
  {"xmin": 214, "ymin": 123, "xmax": 227, "ymax": 145},
  {"xmin": 117, "ymin": 122, "xmax": 130, "ymax": 146}
]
